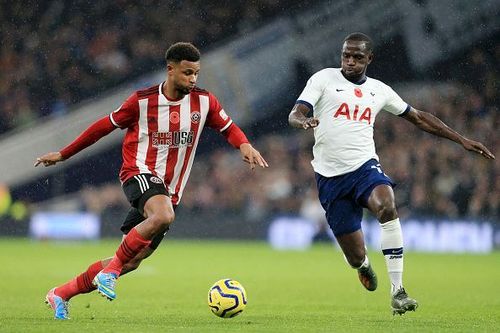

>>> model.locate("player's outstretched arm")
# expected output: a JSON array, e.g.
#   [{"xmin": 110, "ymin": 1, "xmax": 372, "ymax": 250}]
[
  {"xmin": 34, "ymin": 116, "xmax": 117, "ymax": 168},
  {"xmin": 288, "ymin": 103, "xmax": 319, "ymax": 129},
  {"xmin": 221, "ymin": 123, "xmax": 268, "ymax": 170},
  {"xmin": 401, "ymin": 107, "xmax": 495, "ymax": 159}
]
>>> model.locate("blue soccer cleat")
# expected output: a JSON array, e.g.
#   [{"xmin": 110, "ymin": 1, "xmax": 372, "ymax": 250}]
[
  {"xmin": 45, "ymin": 288, "xmax": 70, "ymax": 320},
  {"xmin": 93, "ymin": 272, "xmax": 118, "ymax": 301}
]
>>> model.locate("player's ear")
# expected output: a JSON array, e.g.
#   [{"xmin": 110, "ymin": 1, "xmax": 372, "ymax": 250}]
[
  {"xmin": 166, "ymin": 62, "xmax": 175, "ymax": 75},
  {"xmin": 367, "ymin": 52, "xmax": 373, "ymax": 65}
]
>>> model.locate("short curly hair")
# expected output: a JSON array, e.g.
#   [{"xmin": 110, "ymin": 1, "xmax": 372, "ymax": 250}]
[{"xmin": 165, "ymin": 42, "xmax": 201, "ymax": 63}]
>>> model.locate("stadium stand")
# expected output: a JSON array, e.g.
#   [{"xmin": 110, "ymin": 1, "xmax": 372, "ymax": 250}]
[
  {"xmin": 0, "ymin": 0, "xmax": 497, "ymax": 241},
  {"xmin": 0, "ymin": 0, "xmax": 309, "ymax": 135}
]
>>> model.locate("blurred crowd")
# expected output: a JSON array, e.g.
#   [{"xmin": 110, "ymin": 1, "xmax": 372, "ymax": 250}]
[
  {"xmin": 0, "ymin": 0, "xmax": 307, "ymax": 135},
  {"xmin": 3, "ymin": 77, "xmax": 496, "ymax": 237},
  {"xmin": 0, "ymin": 1, "xmax": 498, "ymax": 236},
  {"xmin": 13, "ymin": 41, "xmax": 495, "ymax": 234}
]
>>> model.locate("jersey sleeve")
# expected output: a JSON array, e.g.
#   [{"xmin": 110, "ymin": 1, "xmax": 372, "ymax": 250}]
[
  {"xmin": 296, "ymin": 71, "xmax": 326, "ymax": 111},
  {"xmin": 382, "ymin": 84, "xmax": 409, "ymax": 116},
  {"xmin": 206, "ymin": 92, "xmax": 233, "ymax": 132},
  {"xmin": 109, "ymin": 92, "xmax": 140, "ymax": 129}
]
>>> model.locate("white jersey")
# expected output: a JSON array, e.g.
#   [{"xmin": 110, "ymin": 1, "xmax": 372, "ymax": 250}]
[{"xmin": 297, "ymin": 68, "xmax": 409, "ymax": 177}]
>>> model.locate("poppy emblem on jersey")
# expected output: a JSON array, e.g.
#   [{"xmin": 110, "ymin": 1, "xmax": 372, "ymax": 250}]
[
  {"xmin": 150, "ymin": 176, "xmax": 163, "ymax": 184},
  {"xmin": 191, "ymin": 111, "xmax": 201, "ymax": 124},
  {"xmin": 354, "ymin": 88, "xmax": 363, "ymax": 98},
  {"xmin": 170, "ymin": 112, "xmax": 180, "ymax": 124}
]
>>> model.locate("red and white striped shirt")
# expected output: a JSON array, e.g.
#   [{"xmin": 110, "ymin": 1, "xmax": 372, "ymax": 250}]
[{"xmin": 109, "ymin": 82, "xmax": 233, "ymax": 205}]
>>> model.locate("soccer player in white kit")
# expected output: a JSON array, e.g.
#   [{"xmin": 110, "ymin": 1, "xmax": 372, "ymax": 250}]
[{"xmin": 288, "ymin": 32, "xmax": 495, "ymax": 315}]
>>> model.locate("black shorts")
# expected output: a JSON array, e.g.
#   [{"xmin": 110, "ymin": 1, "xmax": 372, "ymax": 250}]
[
  {"xmin": 122, "ymin": 174, "xmax": 169, "ymax": 215},
  {"xmin": 121, "ymin": 173, "xmax": 170, "ymax": 249}
]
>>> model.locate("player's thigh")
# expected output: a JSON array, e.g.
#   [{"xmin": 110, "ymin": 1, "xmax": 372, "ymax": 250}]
[
  {"xmin": 323, "ymin": 197, "xmax": 363, "ymax": 237},
  {"xmin": 122, "ymin": 174, "xmax": 171, "ymax": 216},
  {"xmin": 143, "ymin": 194, "xmax": 175, "ymax": 221},
  {"xmin": 365, "ymin": 184, "xmax": 397, "ymax": 219},
  {"xmin": 354, "ymin": 160, "xmax": 395, "ymax": 207}
]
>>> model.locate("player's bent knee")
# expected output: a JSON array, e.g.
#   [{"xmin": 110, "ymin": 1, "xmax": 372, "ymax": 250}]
[
  {"xmin": 376, "ymin": 202, "xmax": 397, "ymax": 222},
  {"xmin": 149, "ymin": 210, "xmax": 175, "ymax": 230}
]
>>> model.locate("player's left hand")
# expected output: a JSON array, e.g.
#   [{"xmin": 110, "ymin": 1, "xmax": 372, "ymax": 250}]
[
  {"xmin": 239, "ymin": 143, "xmax": 269, "ymax": 170},
  {"xmin": 462, "ymin": 138, "xmax": 495, "ymax": 159}
]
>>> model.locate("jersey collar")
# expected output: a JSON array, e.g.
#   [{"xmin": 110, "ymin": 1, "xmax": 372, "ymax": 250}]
[
  {"xmin": 340, "ymin": 69, "xmax": 367, "ymax": 85},
  {"xmin": 159, "ymin": 81, "xmax": 185, "ymax": 103}
]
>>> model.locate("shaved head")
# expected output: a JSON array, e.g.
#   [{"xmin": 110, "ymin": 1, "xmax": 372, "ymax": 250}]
[{"xmin": 343, "ymin": 32, "xmax": 374, "ymax": 53}]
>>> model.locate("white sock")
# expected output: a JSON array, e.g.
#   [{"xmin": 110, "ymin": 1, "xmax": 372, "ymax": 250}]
[{"xmin": 380, "ymin": 218, "xmax": 404, "ymax": 294}]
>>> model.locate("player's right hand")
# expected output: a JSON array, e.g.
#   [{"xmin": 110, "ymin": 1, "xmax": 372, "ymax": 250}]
[
  {"xmin": 302, "ymin": 117, "xmax": 319, "ymax": 129},
  {"xmin": 34, "ymin": 152, "xmax": 64, "ymax": 167},
  {"xmin": 239, "ymin": 143, "xmax": 269, "ymax": 170}
]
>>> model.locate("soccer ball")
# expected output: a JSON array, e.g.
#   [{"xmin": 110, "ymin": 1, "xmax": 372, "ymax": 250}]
[{"xmin": 208, "ymin": 279, "xmax": 247, "ymax": 318}]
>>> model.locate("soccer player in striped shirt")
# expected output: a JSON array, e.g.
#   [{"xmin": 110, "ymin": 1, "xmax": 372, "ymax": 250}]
[
  {"xmin": 36, "ymin": 42, "xmax": 268, "ymax": 319},
  {"xmin": 288, "ymin": 32, "xmax": 494, "ymax": 315}
]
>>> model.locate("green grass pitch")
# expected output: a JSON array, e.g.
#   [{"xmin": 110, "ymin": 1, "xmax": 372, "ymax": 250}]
[{"xmin": 0, "ymin": 239, "xmax": 498, "ymax": 332}]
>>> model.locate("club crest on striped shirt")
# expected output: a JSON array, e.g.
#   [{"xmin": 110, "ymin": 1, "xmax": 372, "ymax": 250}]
[{"xmin": 191, "ymin": 111, "xmax": 201, "ymax": 124}]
